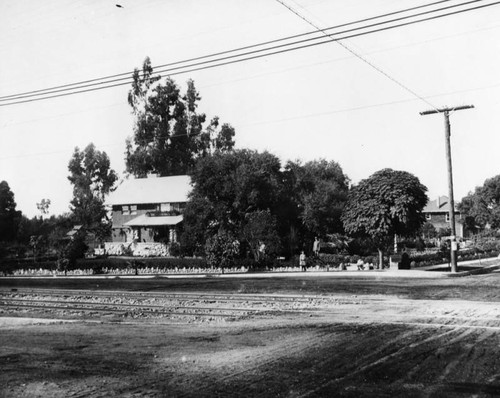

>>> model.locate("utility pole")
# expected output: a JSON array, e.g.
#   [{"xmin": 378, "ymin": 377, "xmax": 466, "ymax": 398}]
[{"xmin": 420, "ymin": 105, "xmax": 474, "ymax": 273}]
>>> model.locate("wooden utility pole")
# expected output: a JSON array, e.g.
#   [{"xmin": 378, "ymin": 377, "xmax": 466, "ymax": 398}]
[{"xmin": 420, "ymin": 105, "xmax": 474, "ymax": 273}]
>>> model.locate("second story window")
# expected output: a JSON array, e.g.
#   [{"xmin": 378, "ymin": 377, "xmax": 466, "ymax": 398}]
[
  {"xmin": 446, "ymin": 213, "xmax": 450, "ymax": 222},
  {"xmin": 425, "ymin": 214, "xmax": 431, "ymax": 221},
  {"xmin": 122, "ymin": 205, "xmax": 137, "ymax": 215}
]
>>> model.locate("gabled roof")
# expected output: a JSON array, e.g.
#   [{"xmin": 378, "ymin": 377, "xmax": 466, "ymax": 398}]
[
  {"xmin": 106, "ymin": 175, "xmax": 191, "ymax": 206},
  {"xmin": 423, "ymin": 196, "xmax": 459, "ymax": 213}
]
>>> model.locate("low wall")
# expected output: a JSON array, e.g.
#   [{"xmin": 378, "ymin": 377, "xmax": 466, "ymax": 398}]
[{"xmin": 104, "ymin": 242, "xmax": 169, "ymax": 257}]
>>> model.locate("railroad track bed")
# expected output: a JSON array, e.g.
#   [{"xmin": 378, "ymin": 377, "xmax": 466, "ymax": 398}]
[{"xmin": 0, "ymin": 289, "xmax": 360, "ymax": 323}]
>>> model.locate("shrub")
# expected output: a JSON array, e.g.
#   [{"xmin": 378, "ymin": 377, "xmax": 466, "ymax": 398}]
[
  {"xmin": 169, "ymin": 242, "xmax": 181, "ymax": 257},
  {"xmin": 319, "ymin": 253, "xmax": 347, "ymax": 267},
  {"xmin": 205, "ymin": 230, "xmax": 240, "ymax": 269}
]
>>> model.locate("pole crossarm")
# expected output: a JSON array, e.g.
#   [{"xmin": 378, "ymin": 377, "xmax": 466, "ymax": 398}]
[{"xmin": 420, "ymin": 105, "xmax": 474, "ymax": 115}]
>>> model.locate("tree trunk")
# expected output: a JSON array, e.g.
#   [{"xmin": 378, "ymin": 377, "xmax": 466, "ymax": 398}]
[{"xmin": 378, "ymin": 248, "xmax": 383, "ymax": 269}]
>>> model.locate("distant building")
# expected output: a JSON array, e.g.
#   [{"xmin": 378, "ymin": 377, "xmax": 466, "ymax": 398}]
[
  {"xmin": 422, "ymin": 195, "xmax": 464, "ymax": 238},
  {"xmin": 105, "ymin": 175, "xmax": 191, "ymax": 244}
]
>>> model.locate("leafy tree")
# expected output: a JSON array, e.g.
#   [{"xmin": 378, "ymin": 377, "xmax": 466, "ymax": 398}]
[
  {"xmin": 421, "ymin": 222, "xmax": 437, "ymax": 240},
  {"xmin": 36, "ymin": 198, "xmax": 51, "ymax": 218},
  {"xmin": 126, "ymin": 57, "xmax": 235, "ymax": 177},
  {"xmin": 0, "ymin": 181, "xmax": 21, "ymax": 242},
  {"xmin": 17, "ymin": 213, "xmax": 73, "ymax": 245},
  {"xmin": 458, "ymin": 175, "xmax": 500, "ymax": 232},
  {"xmin": 241, "ymin": 210, "xmax": 281, "ymax": 262},
  {"xmin": 29, "ymin": 235, "xmax": 45, "ymax": 262},
  {"xmin": 284, "ymin": 159, "xmax": 349, "ymax": 250},
  {"xmin": 341, "ymin": 169, "xmax": 428, "ymax": 266},
  {"xmin": 181, "ymin": 149, "xmax": 284, "ymax": 256},
  {"xmin": 68, "ymin": 143, "xmax": 117, "ymax": 229}
]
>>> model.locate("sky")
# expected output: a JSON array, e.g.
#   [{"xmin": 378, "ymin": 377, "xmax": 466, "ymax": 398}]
[{"xmin": 1, "ymin": 0, "xmax": 500, "ymax": 218}]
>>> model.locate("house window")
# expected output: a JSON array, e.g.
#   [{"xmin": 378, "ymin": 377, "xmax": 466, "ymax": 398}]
[
  {"xmin": 425, "ymin": 214, "xmax": 431, "ymax": 221},
  {"xmin": 122, "ymin": 205, "xmax": 137, "ymax": 216},
  {"xmin": 172, "ymin": 202, "xmax": 185, "ymax": 212},
  {"xmin": 160, "ymin": 203, "xmax": 171, "ymax": 212}
]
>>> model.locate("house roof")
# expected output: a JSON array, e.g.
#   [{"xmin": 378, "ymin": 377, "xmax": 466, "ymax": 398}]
[
  {"xmin": 123, "ymin": 214, "xmax": 183, "ymax": 227},
  {"xmin": 423, "ymin": 196, "xmax": 459, "ymax": 213},
  {"xmin": 106, "ymin": 175, "xmax": 191, "ymax": 206}
]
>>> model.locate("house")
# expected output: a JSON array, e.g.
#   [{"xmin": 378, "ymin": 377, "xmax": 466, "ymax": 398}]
[
  {"xmin": 105, "ymin": 175, "xmax": 191, "ymax": 249},
  {"xmin": 422, "ymin": 195, "xmax": 464, "ymax": 238}
]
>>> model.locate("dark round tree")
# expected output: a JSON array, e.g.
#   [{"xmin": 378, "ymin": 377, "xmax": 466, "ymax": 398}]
[{"xmin": 342, "ymin": 168, "xmax": 428, "ymax": 267}]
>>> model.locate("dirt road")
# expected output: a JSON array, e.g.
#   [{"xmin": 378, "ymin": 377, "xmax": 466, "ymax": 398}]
[{"xmin": 2, "ymin": 272, "xmax": 500, "ymax": 397}]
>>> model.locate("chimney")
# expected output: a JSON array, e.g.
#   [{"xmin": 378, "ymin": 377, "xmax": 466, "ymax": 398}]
[{"xmin": 437, "ymin": 196, "xmax": 440, "ymax": 207}]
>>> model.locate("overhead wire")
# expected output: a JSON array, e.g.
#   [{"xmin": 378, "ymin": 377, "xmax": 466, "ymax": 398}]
[
  {"xmin": 1, "ymin": 0, "xmax": 451, "ymax": 102},
  {"xmin": 277, "ymin": 0, "xmax": 441, "ymax": 110},
  {"xmin": 6, "ymin": 15, "xmax": 500, "ymax": 132},
  {"xmin": 2, "ymin": 0, "xmax": 499, "ymax": 106},
  {"xmin": 6, "ymin": 15, "xmax": 500, "ymax": 130},
  {"xmin": 3, "ymin": 78, "xmax": 500, "ymax": 161}
]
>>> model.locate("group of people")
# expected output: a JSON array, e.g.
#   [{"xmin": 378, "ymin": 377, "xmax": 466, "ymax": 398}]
[
  {"xmin": 356, "ymin": 258, "xmax": 375, "ymax": 270},
  {"xmin": 299, "ymin": 238, "xmax": 379, "ymax": 271}
]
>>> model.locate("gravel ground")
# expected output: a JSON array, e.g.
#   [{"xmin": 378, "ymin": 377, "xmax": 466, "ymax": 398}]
[{"xmin": 3, "ymin": 270, "xmax": 500, "ymax": 397}]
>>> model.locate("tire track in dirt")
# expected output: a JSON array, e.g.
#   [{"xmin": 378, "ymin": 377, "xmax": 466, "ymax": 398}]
[
  {"xmin": 172, "ymin": 327, "xmax": 328, "ymax": 397},
  {"xmin": 297, "ymin": 325, "xmax": 466, "ymax": 397}
]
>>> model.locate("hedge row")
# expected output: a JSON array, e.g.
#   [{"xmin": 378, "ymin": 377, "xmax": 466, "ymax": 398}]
[
  {"xmin": 318, "ymin": 254, "xmax": 378, "ymax": 265},
  {"xmin": 410, "ymin": 249, "xmax": 500, "ymax": 268},
  {"xmin": 2, "ymin": 249, "xmax": 499, "ymax": 275},
  {"xmin": 1, "ymin": 256, "xmax": 208, "ymax": 275}
]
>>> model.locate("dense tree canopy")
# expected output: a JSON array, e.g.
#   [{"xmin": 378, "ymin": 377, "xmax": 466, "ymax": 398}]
[
  {"xmin": 284, "ymin": 159, "xmax": 349, "ymax": 238},
  {"xmin": 342, "ymin": 169, "xmax": 428, "ymax": 263},
  {"xmin": 126, "ymin": 57, "xmax": 235, "ymax": 177},
  {"xmin": 458, "ymin": 175, "xmax": 500, "ymax": 231},
  {"xmin": 0, "ymin": 181, "xmax": 21, "ymax": 242},
  {"xmin": 68, "ymin": 143, "xmax": 117, "ymax": 228},
  {"xmin": 181, "ymin": 149, "xmax": 284, "ymax": 256},
  {"xmin": 182, "ymin": 150, "xmax": 350, "ymax": 259},
  {"xmin": 241, "ymin": 210, "xmax": 281, "ymax": 262}
]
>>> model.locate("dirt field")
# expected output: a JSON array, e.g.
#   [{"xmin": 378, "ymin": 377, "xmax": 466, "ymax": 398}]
[{"xmin": 3, "ymin": 271, "xmax": 500, "ymax": 397}]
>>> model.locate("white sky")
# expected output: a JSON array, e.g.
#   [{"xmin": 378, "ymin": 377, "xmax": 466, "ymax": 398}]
[{"xmin": 1, "ymin": 0, "xmax": 500, "ymax": 218}]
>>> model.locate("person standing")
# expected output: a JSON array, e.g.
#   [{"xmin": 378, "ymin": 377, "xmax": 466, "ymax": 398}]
[
  {"xmin": 299, "ymin": 251, "xmax": 306, "ymax": 272},
  {"xmin": 313, "ymin": 237, "xmax": 320, "ymax": 257}
]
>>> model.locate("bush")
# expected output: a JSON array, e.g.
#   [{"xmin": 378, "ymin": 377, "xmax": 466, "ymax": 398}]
[
  {"xmin": 319, "ymin": 253, "xmax": 348, "ymax": 267},
  {"xmin": 169, "ymin": 242, "xmax": 181, "ymax": 257},
  {"xmin": 350, "ymin": 255, "xmax": 360, "ymax": 264},
  {"xmin": 409, "ymin": 252, "xmax": 442, "ymax": 267},
  {"xmin": 205, "ymin": 230, "xmax": 240, "ymax": 269},
  {"xmin": 364, "ymin": 256, "xmax": 374, "ymax": 264}
]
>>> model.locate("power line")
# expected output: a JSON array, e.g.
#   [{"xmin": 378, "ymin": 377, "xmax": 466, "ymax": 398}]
[
  {"xmin": 6, "ymin": 17, "xmax": 500, "ymax": 130},
  {"xmin": 0, "ymin": 0, "xmax": 492, "ymax": 104},
  {"xmin": 0, "ymin": 81, "xmax": 494, "ymax": 161},
  {"xmin": 0, "ymin": 0, "xmax": 451, "ymax": 101},
  {"xmin": 2, "ymin": 1, "xmax": 498, "ymax": 106},
  {"xmin": 276, "ymin": 0, "xmax": 440, "ymax": 109},
  {"xmin": 276, "ymin": 0, "xmax": 500, "ymax": 108}
]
